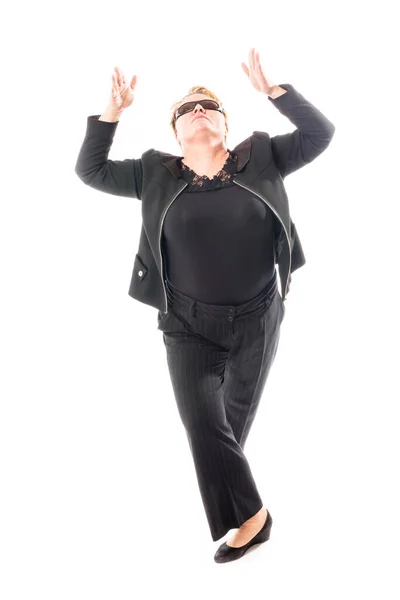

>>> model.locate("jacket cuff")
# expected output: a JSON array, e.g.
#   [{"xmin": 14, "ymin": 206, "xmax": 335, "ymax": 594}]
[
  {"xmin": 267, "ymin": 83, "xmax": 295, "ymax": 104},
  {"xmin": 85, "ymin": 114, "xmax": 119, "ymax": 139}
]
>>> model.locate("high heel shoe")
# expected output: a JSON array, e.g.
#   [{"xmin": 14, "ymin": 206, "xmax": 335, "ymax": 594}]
[{"xmin": 214, "ymin": 509, "xmax": 273, "ymax": 564}]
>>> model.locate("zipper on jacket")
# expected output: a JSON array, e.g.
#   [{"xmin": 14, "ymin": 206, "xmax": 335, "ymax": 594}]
[
  {"xmin": 159, "ymin": 182, "xmax": 189, "ymax": 314},
  {"xmin": 233, "ymin": 179, "xmax": 292, "ymax": 298}
]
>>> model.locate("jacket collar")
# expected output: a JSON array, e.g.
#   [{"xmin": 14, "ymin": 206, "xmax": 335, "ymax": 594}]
[{"xmin": 159, "ymin": 135, "xmax": 252, "ymax": 179}]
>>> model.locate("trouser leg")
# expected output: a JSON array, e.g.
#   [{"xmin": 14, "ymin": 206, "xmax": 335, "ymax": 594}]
[
  {"xmin": 161, "ymin": 329, "xmax": 264, "ymax": 542},
  {"xmin": 222, "ymin": 289, "xmax": 284, "ymax": 449}
]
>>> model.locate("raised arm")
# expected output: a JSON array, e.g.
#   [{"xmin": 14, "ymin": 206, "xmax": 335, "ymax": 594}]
[
  {"xmin": 74, "ymin": 113, "xmax": 143, "ymax": 200},
  {"xmin": 268, "ymin": 83, "xmax": 335, "ymax": 179},
  {"xmin": 74, "ymin": 67, "xmax": 143, "ymax": 199}
]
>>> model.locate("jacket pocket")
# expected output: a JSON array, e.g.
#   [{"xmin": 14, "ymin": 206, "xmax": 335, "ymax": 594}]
[{"xmin": 133, "ymin": 253, "xmax": 148, "ymax": 282}]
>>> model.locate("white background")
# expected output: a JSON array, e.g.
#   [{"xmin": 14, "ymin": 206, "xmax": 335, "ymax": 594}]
[{"xmin": 1, "ymin": 0, "xmax": 399, "ymax": 597}]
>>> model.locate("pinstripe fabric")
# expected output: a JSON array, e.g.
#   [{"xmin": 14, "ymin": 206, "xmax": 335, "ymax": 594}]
[{"xmin": 157, "ymin": 269, "xmax": 285, "ymax": 541}]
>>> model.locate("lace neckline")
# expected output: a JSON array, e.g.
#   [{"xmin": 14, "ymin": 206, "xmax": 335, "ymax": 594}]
[{"xmin": 180, "ymin": 151, "xmax": 238, "ymax": 189}]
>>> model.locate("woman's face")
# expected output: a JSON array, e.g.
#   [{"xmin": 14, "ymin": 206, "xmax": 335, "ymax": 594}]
[{"xmin": 174, "ymin": 93, "xmax": 227, "ymax": 148}]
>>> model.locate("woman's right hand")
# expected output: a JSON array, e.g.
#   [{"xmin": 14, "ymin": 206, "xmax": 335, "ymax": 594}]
[{"xmin": 109, "ymin": 67, "xmax": 138, "ymax": 111}]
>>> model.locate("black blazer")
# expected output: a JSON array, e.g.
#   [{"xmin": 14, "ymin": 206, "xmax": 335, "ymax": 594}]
[{"xmin": 75, "ymin": 83, "xmax": 335, "ymax": 314}]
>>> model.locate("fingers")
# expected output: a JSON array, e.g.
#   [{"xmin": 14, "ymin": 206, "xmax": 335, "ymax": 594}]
[
  {"xmin": 110, "ymin": 68, "xmax": 137, "ymax": 106},
  {"xmin": 111, "ymin": 73, "xmax": 120, "ymax": 105},
  {"xmin": 249, "ymin": 47, "xmax": 255, "ymax": 70},
  {"xmin": 111, "ymin": 72, "xmax": 120, "ymax": 94},
  {"xmin": 245, "ymin": 48, "xmax": 261, "ymax": 75},
  {"xmin": 113, "ymin": 66, "xmax": 125, "ymax": 88}
]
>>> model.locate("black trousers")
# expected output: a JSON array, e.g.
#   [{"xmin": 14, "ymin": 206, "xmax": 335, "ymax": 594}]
[{"xmin": 157, "ymin": 269, "xmax": 285, "ymax": 541}]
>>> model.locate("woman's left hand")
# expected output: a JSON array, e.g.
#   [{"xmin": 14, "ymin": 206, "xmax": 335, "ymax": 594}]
[{"xmin": 241, "ymin": 48, "xmax": 277, "ymax": 95}]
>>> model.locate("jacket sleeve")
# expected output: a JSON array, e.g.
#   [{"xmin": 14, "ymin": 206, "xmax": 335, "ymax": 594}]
[
  {"xmin": 74, "ymin": 115, "xmax": 143, "ymax": 200},
  {"xmin": 268, "ymin": 84, "xmax": 335, "ymax": 179}
]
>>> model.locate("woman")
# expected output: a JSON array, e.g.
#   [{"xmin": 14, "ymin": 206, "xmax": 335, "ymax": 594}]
[{"xmin": 75, "ymin": 48, "xmax": 335, "ymax": 563}]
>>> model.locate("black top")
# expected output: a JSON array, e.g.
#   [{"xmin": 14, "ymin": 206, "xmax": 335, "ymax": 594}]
[{"xmin": 162, "ymin": 149, "xmax": 280, "ymax": 305}]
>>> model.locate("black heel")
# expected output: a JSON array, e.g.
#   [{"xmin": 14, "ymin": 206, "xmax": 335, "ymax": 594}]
[{"xmin": 214, "ymin": 509, "xmax": 273, "ymax": 564}]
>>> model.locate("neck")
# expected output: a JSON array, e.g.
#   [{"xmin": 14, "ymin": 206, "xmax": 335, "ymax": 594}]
[{"xmin": 181, "ymin": 145, "xmax": 229, "ymax": 175}]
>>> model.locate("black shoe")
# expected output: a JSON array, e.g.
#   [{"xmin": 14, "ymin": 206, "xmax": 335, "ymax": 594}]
[{"xmin": 214, "ymin": 509, "xmax": 272, "ymax": 564}]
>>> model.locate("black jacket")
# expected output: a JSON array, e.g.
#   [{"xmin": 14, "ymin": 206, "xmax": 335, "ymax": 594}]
[{"xmin": 75, "ymin": 83, "xmax": 335, "ymax": 314}]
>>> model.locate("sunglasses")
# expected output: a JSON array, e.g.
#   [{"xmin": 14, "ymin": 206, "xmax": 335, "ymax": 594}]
[{"xmin": 175, "ymin": 99, "xmax": 224, "ymax": 121}]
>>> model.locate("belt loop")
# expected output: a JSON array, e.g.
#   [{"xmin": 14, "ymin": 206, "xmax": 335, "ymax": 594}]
[{"xmin": 191, "ymin": 300, "xmax": 197, "ymax": 318}]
